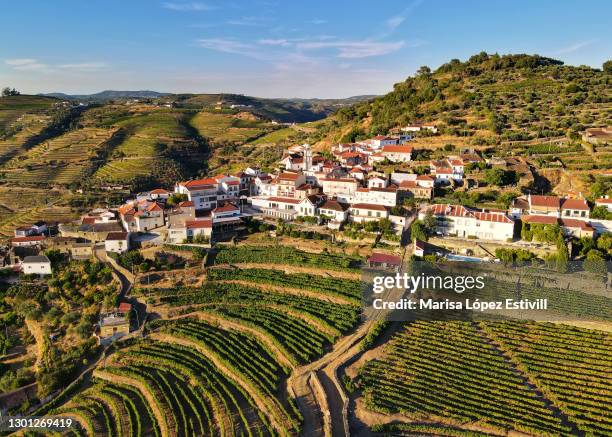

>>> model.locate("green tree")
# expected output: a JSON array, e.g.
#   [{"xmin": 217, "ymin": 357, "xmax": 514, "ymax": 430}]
[
  {"xmin": 590, "ymin": 206, "xmax": 612, "ymax": 220},
  {"xmin": 596, "ymin": 232, "xmax": 612, "ymax": 255},
  {"xmin": 602, "ymin": 60, "xmax": 612, "ymax": 73},
  {"xmin": 584, "ymin": 249, "xmax": 607, "ymax": 275},
  {"xmin": 555, "ymin": 233, "xmax": 569, "ymax": 273},
  {"xmin": 410, "ymin": 221, "xmax": 427, "ymax": 242}
]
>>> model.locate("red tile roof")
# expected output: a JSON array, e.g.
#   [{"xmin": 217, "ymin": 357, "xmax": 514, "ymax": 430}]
[
  {"xmin": 382, "ymin": 145, "xmax": 413, "ymax": 154},
  {"xmin": 350, "ymin": 203, "xmax": 388, "ymax": 211},
  {"xmin": 560, "ymin": 219, "xmax": 594, "ymax": 231},
  {"xmin": 186, "ymin": 219, "xmax": 212, "ymax": 229},
  {"xmin": 561, "ymin": 198, "xmax": 589, "ymax": 210},
  {"xmin": 368, "ymin": 252, "xmax": 401, "ymax": 265},
  {"xmin": 530, "ymin": 195, "xmax": 560, "ymax": 208},
  {"xmin": 427, "ymin": 204, "xmax": 513, "ymax": 223},
  {"xmin": 320, "ymin": 200, "xmax": 348, "ymax": 212},
  {"xmin": 149, "ymin": 188, "xmax": 169, "ymax": 195},
  {"xmin": 596, "ymin": 198, "xmax": 612, "ymax": 204},
  {"xmin": 106, "ymin": 232, "xmax": 129, "ymax": 241},
  {"xmin": 178, "ymin": 200, "xmax": 194, "ymax": 207},
  {"xmin": 520, "ymin": 215, "xmax": 558, "ymax": 225},
  {"xmin": 267, "ymin": 197, "xmax": 301, "ymax": 204},
  {"xmin": 213, "ymin": 203, "xmax": 239, "ymax": 213},
  {"xmin": 117, "ymin": 302, "xmax": 132, "ymax": 313},
  {"xmin": 180, "ymin": 178, "xmax": 218, "ymax": 189},
  {"xmin": 11, "ymin": 235, "xmax": 45, "ymax": 243},
  {"xmin": 278, "ymin": 173, "xmax": 300, "ymax": 181}
]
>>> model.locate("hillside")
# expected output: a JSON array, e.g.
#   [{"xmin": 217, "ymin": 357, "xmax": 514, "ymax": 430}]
[{"xmin": 309, "ymin": 53, "xmax": 610, "ymax": 147}]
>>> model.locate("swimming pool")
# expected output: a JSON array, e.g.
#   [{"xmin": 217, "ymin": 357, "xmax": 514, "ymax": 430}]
[{"xmin": 445, "ymin": 254, "xmax": 485, "ymax": 263}]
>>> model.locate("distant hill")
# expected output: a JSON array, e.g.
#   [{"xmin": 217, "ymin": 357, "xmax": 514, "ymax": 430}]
[
  {"xmin": 40, "ymin": 90, "xmax": 170, "ymax": 101},
  {"xmin": 310, "ymin": 52, "xmax": 610, "ymax": 145},
  {"xmin": 36, "ymin": 91, "xmax": 375, "ymax": 123},
  {"xmin": 168, "ymin": 93, "xmax": 377, "ymax": 123}
]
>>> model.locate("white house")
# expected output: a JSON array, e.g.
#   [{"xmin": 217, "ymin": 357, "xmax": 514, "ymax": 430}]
[
  {"xmin": 11, "ymin": 235, "xmax": 45, "ymax": 247},
  {"xmin": 401, "ymin": 123, "xmax": 438, "ymax": 134},
  {"xmin": 175, "ymin": 175, "xmax": 240, "ymax": 210},
  {"xmin": 367, "ymin": 176, "xmax": 387, "ymax": 188},
  {"xmin": 371, "ymin": 135, "xmax": 398, "ymax": 148},
  {"xmin": 349, "ymin": 203, "xmax": 390, "ymax": 223},
  {"xmin": 320, "ymin": 178, "xmax": 359, "ymax": 203},
  {"xmin": 22, "ymin": 255, "xmax": 52, "ymax": 276},
  {"xmin": 105, "ymin": 232, "xmax": 131, "ymax": 253},
  {"xmin": 381, "ymin": 145, "xmax": 412, "ymax": 162},
  {"xmin": 420, "ymin": 204, "xmax": 515, "ymax": 241},
  {"xmin": 297, "ymin": 196, "xmax": 321, "ymax": 217},
  {"xmin": 595, "ymin": 198, "xmax": 612, "ymax": 212},
  {"xmin": 262, "ymin": 197, "xmax": 301, "ymax": 220},
  {"xmin": 354, "ymin": 187, "xmax": 398, "ymax": 207},
  {"xmin": 318, "ymin": 200, "xmax": 349, "ymax": 224}
]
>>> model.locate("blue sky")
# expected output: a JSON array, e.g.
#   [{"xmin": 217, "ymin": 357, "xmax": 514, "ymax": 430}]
[{"xmin": 1, "ymin": 0, "xmax": 610, "ymax": 98}]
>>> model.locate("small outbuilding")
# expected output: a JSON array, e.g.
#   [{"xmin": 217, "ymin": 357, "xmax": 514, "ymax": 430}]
[{"xmin": 22, "ymin": 255, "xmax": 52, "ymax": 276}]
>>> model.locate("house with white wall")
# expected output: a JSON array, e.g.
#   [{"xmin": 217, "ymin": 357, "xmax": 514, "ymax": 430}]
[
  {"xmin": 105, "ymin": 232, "xmax": 131, "ymax": 253},
  {"xmin": 381, "ymin": 145, "xmax": 412, "ymax": 162},
  {"xmin": 419, "ymin": 204, "xmax": 515, "ymax": 241},
  {"xmin": 349, "ymin": 203, "xmax": 390, "ymax": 223},
  {"xmin": 22, "ymin": 255, "xmax": 52, "ymax": 276}
]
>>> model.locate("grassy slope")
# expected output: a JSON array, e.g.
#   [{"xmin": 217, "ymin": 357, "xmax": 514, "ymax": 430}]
[{"xmin": 309, "ymin": 53, "xmax": 610, "ymax": 147}]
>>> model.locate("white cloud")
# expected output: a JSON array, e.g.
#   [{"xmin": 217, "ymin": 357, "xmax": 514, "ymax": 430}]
[
  {"xmin": 308, "ymin": 19, "xmax": 327, "ymax": 25},
  {"xmin": 6, "ymin": 58, "xmax": 38, "ymax": 66},
  {"xmin": 58, "ymin": 62, "xmax": 108, "ymax": 71},
  {"xmin": 387, "ymin": 15, "xmax": 405, "ymax": 29},
  {"xmin": 162, "ymin": 2, "xmax": 212, "ymax": 11},
  {"xmin": 5, "ymin": 58, "xmax": 48, "ymax": 71},
  {"xmin": 553, "ymin": 39, "xmax": 598, "ymax": 55},
  {"xmin": 297, "ymin": 40, "xmax": 405, "ymax": 58},
  {"xmin": 196, "ymin": 38, "xmax": 261, "ymax": 58},
  {"xmin": 226, "ymin": 16, "xmax": 267, "ymax": 26},
  {"xmin": 257, "ymin": 39, "xmax": 292, "ymax": 47}
]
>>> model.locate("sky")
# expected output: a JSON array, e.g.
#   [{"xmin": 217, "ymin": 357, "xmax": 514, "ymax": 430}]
[{"xmin": 1, "ymin": 0, "xmax": 610, "ymax": 98}]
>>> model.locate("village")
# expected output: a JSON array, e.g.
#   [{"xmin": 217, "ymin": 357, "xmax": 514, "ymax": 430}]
[{"xmin": 3, "ymin": 123, "xmax": 611, "ymax": 282}]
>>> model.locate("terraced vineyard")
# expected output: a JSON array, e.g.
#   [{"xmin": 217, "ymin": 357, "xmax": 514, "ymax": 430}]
[
  {"xmin": 213, "ymin": 245, "xmax": 362, "ymax": 272},
  {"xmin": 2, "ymin": 127, "xmax": 116, "ymax": 185},
  {"xmin": 93, "ymin": 110, "xmax": 206, "ymax": 185},
  {"xmin": 190, "ymin": 112, "xmax": 269, "ymax": 144},
  {"xmin": 358, "ymin": 320, "xmax": 612, "ymax": 436},
  {"xmin": 480, "ymin": 321, "xmax": 612, "ymax": 436},
  {"xmin": 35, "ymin": 246, "xmax": 362, "ymax": 436}
]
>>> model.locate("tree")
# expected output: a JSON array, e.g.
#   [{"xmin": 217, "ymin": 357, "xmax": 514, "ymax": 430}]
[
  {"xmin": 590, "ymin": 206, "xmax": 612, "ymax": 220},
  {"xmin": 555, "ymin": 233, "xmax": 569, "ymax": 273},
  {"xmin": 410, "ymin": 221, "xmax": 427, "ymax": 242},
  {"xmin": 422, "ymin": 209, "xmax": 436, "ymax": 234},
  {"xmin": 1, "ymin": 87, "xmax": 20, "ymax": 97},
  {"xmin": 416, "ymin": 65, "xmax": 431, "ymax": 76},
  {"xmin": 596, "ymin": 232, "xmax": 612, "ymax": 255},
  {"xmin": 484, "ymin": 168, "xmax": 516, "ymax": 186},
  {"xmin": 584, "ymin": 249, "xmax": 607, "ymax": 275},
  {"xmin": 603, "ymin": 60, "xmax": 612, "ymax": 74}
]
